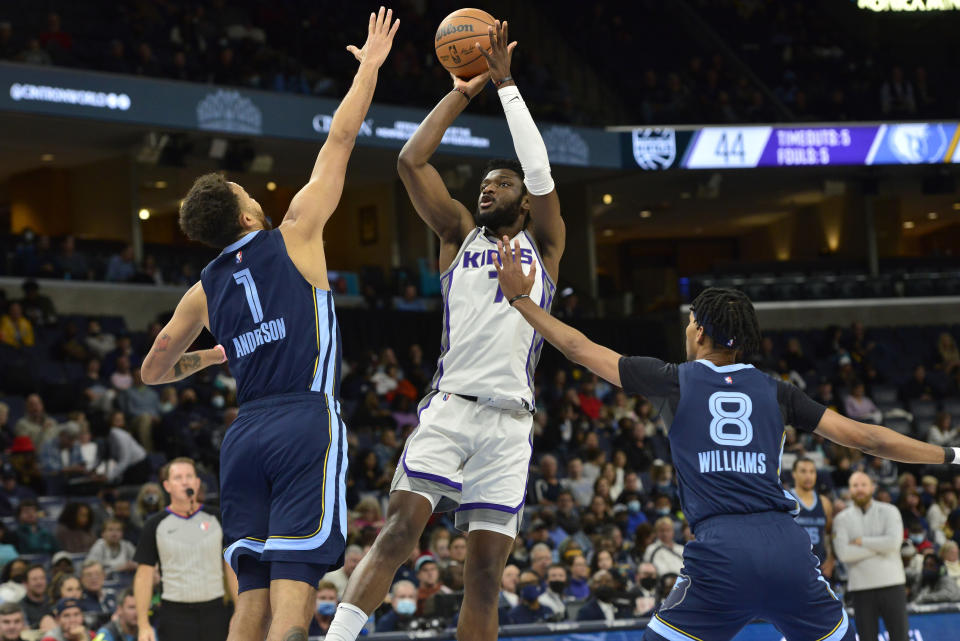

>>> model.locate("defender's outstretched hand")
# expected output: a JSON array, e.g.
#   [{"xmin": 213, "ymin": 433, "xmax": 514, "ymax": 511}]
[
  {"xmin": 495, "ymin": 236, "xmax": 536, "ymax": 302},
  {"xmin": 476, "ymin": 20, "xmax": 517, "ymax": 82},
  {"xmin": 346, "ymin": 6, "xmax": 400, "ymax": 67},
  {"xmin": 451, "ymin": 70, "xmax": 491, "ymax": 100}
]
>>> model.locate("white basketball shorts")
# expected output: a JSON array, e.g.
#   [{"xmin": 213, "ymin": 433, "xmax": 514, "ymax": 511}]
[{"xmin": 391, "ymin": 391, "xmax": 532, "ymax": 534}]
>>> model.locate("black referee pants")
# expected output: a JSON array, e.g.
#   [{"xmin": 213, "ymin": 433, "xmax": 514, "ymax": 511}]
[
  {"xmin": 157, "ymin": 598, "xmax": 231, "ymax": 641},
  {"xmin": 850, "ymin": 584, "xmax": 909, "ymax": 641}
]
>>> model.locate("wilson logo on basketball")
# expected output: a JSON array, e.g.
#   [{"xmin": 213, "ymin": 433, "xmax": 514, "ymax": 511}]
[{"xmin": 436, "ymin": 23, "xmax": 474, "ymax": 41}]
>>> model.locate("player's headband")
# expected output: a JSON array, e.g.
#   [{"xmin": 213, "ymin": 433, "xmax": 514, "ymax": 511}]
[{"xmin": 692, "ymin": 309, "xmax": 737, "ymax": 350}]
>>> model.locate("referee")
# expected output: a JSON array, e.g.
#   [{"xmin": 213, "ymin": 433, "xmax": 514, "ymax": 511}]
[{"xmin": 133, "ymin": 457, "xmax": 236, "ymax": 641}]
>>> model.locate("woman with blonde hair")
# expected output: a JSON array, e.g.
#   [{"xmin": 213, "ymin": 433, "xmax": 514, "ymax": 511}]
[
  {"xmin": 940, "ymin": 541, "xmax": 960, "ymax": 586},
  {"xmin": 351, "ymin": 496, "xmax": 384, "ymax": 533},
  {"xmin": 936, "ymin": 332, "xmax": 960, "ymax": 375},
  {"xmin": 132, "ymin": 482, "xmax": 163, "ymax": 527}
]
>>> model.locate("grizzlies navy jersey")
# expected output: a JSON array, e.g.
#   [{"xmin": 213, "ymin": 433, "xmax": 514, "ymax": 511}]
[
  {"xmin": 618, "ymin": 358, "xmax": 827, "ymax": 529},
  {"xmin": 200, "ymin": 229, "xmax": 341, "ymax": 405},
  {"xmin": 792, "ymin": 490, "xmax": 829, "ymax": 563}
]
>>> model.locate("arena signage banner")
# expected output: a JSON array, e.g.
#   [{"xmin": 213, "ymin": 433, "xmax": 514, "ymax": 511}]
[
  {"xmin": 0, "ymin": 62, "xmax": 620, "ymax": 168},
  {"xmin": 856, "ymin": 0, "xmax": 960, "ymax": 11},
  {"xmin": 661, "ymin": 122, "xmax": 960, "ymax": 169}
]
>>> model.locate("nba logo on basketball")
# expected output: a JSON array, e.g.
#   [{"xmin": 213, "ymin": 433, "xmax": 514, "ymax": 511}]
[
  {"xmin": 235, "ymin": 251, "xmax": 243, "ymax": 263},
  {"xmin": 724, "ymin": 376, "xmax": 733, "ymax": 385}
]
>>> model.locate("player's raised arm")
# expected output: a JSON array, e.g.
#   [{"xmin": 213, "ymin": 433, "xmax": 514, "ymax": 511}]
[
  {"xmin": 141, "ymin": 282, "xmax": 226, "ymax": 385},
  {"xmin": 495, "ymin": 237, "xmax": 622, "ymax": 385},
  {"xmin": 479, "ymin": 20, "xmax": 564, "ymax": 278},
  {"xmin": 396, "ymin": 72, "xmax": 488, "ymax": 251},
  {"xmin": 283, "ymin": 7, "xmax": 400, "ymax": 241},
  {"xmin": 814, "ymin": 408, "xmax": 958, "ymax": 466}
]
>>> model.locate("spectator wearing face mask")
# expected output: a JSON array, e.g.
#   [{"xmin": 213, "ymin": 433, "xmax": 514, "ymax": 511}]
[
  {"xmin": 576, "ymin": 570, "xmax": 620, "ymax": 622},
  {"xmin": 309, "ymin": 581, "xmax": 339, "ymax": 637},
  {"xmin": 631, "ymin": 562, "xmax": 659, "ymax": 616},
  {"xmin": 538, "ymin": 564, "xmax": 569, "ymax": 620},
  {"xmin": 375, "ymin": 580, "xmax": 418, "ymax": 632},
  {"xmin": 913, "ymin": 554, "xmax": 960, "ymax": 604},
  {"xmin": 507, "ymin": 570, "xmax": 557, "ymax": 624}
]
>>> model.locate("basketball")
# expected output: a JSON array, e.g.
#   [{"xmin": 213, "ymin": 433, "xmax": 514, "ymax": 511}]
[{"xmin": 434, "ymin": 8, "xmax": 497, "ymax": 79}]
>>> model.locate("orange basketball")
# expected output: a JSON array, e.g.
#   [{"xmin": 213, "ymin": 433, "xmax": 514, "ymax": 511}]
[{"xmin": 435, "ymin": 8, "xmax": 497, "ymax": 79}]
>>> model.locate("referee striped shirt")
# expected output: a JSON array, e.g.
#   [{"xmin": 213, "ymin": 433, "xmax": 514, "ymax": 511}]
[{"xmin": 133, "ymin": 506, "xmax": 225, "ymax": 603}]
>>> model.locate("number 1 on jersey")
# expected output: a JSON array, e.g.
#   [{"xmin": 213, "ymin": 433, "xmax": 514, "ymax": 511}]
[{"xmin": 233, "ymin": 268, "xmax": 264, "ymax": 323}]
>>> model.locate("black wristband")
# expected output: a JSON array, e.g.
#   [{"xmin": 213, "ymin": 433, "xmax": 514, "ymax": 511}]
[
  {"xmin": 452, "ymin": 87, "xmax": 470, "ymax": 102},
  {"xmin": 494, "ymin": 75, "xmax": 513, "ymax": 88},
  {"xmin": 508, "ymin": 294, "xmax": 529, "ymax": 306},
  {"xmin": 944, "ymin": 447, "xmax": 958, "ymax": 464}
]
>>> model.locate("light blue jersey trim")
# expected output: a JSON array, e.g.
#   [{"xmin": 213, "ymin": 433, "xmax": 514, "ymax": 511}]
[
  {"xmin": 262, "ymin": 407, "xmax": 345, "ymax": 552},
  {"xmin": 223, "ymin": 538, "xmax": 264, "ymax": 565},
  {"xmin": 221, "ymin": 230, "xmax": 261, "ymax": 255},
  {"xmin": 819, "ymin": 610, "xmax": 849, "ymax": 641},
  {"xmin": 695, "ymin": 359, "xmax": 755, "ymax": 373},
  {"xmin": 310, "ymin": 290, "xmax": 332, "ymax": 393},
  {"xmin": 647, "ymin": 615, "xmax": 700, "ymax": 641}
]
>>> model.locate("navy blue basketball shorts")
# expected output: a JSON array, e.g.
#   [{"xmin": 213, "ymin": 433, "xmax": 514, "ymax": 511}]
[
  {"xmin": 644, "ymin": 511, "xmax": 854, "ymax": 641},
  {"xmin": 220, "ymin": 392, "xmax": 347, "ymax": 591}
]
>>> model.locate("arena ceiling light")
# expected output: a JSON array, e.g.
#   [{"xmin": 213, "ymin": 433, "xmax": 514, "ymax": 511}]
[
  {"xmin": 903, "ymin": 221, "xmax": 915, "ymax": 229},
  {"xmin": 927, "ymin": 212, "xmax": 938, "ymax": 220},
  {"xmin": 138, "ymin": 208, "xmax": 150, "ymax": 220},
  {"xmin": 602, "ymin": 194, "xmax": 613, "ymax": 205},
  {"xmin": 40, "ymin": 153, "xmax": 54, "ymax": 162},
  {"xmin": 266, "ymin": 181, "xmax": 277, "ymax": 191}
]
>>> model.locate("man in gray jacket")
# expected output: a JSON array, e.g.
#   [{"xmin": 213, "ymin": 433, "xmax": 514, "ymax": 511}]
[{"xmin": 834, "ymin": 471, "xmax": 907, "ymax": 641}]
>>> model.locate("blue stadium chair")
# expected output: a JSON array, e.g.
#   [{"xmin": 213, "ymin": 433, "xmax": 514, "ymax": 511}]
[
  {"xmin": 98, "ymin": 316, "xmax": 127, "ymax": 335},
  {"xmin": 877, "ymin": 401, "xmax": 903, "ymax": 415},
  {"xmin": 883, "ymin": 417, "xmax": 912, "ymax": 435},
  {"xmin": 19, "ymin": 553, "xmax": 51, "ymax": 569},
  {"xmin": 872, "ymin": 386, "xmax": 898, "ymax": 404},
  {"xmin": 941, "ymin": 398, "xmax": 960, "ymax": 416},
  {"xmin": 0, "ymin": 396, "xmax": 25, "ymax": 424},
  {"xmin": 910, "ymin": 400, "xmax": 939, "ymax": 423}
]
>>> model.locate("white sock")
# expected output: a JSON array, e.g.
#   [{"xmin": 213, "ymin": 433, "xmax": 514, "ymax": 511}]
[{"xmin": 325, "ymin": 603, "xmax": 369, "ymax": 641}]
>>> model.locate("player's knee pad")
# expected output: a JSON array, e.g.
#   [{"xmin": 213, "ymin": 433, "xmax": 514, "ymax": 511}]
[
  {"xmin": 270, "ymin": 560, "xmax": 327, "ymax": 587},
  {"xmin": 237, "ymin": 555, "xmax": 271, "ymax": 593}
]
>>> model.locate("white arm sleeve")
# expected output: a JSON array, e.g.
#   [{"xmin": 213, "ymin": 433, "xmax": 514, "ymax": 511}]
[{"xmin": 497, "ymin": 85, "xmax": 554, "ymax": 196}]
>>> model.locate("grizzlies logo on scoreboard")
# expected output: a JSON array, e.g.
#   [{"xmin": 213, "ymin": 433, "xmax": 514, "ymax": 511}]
[
  {"xmin": 632, "ymin": 127, "xmax": 677, "ymax": 170},
  {"xmin": 883, "ymin": 123, "xmax": 950, "ymax": 164}
]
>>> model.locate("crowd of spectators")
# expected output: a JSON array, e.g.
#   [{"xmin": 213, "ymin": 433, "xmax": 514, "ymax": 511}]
[
  {"xmin": 0, "ymin": 1, "xmax": 587, "ymax": 124},
  {"xmin": 1, "ymin": 231, "xmax": 203, "ymax": 287},
  {"xmin": 4, "ymin": 1, "xmax": 957, "ymax": 128},
  {"xmin": 693, "ymin": 0, "xmax": 960, "ymax": 123},
  {"xmin": 1, "ymin": 272, "xmax": 959, "ymax": 634}
]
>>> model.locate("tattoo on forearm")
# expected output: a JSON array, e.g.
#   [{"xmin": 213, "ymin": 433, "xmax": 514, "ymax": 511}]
[
  {"xmin": 172, "ymin": 353, "xmax": 202, "ymax": 377},
  {"xmin": 282, "ymin": 628, "xmax": 308, "ymax": 641},
  {"xmin": 156, "ymin": 333, "xmax": 171, "ymax": 352}
]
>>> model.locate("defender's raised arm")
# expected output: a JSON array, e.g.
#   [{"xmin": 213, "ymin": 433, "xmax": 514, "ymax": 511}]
[{"xmin": 284, "ymin": 7, "xmax": 400, "ymax": 242}]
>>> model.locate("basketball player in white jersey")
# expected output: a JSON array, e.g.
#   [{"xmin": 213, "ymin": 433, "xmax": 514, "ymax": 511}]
[{"xmin": 325, "ymin": 20, "xmax": 564, "ymax": 641}]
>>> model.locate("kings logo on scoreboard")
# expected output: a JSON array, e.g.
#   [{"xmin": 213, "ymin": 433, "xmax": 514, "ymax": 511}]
[{"xmin": 632, "ymin": 128, "xmax": 677, "ymax": 170}]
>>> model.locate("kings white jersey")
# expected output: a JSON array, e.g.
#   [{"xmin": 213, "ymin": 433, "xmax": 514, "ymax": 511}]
[{"xmin": 431, "ymin": 227, "xmax": 557, "ymax": 406}]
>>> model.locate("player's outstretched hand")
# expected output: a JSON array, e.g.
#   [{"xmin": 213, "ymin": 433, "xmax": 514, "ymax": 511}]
[
  {"xmin": 346, "ymin": 6, "xmax": 400, "ymax": 68},
  {"xmin": 451, "ymin": 70, "xmax": 491, "ymax": 100},
  {"xmin": 476, "ymin": 19, "xmax": 517, "ymax": 83},
  {"xmin": 495, "ymin": 235, "xmax": 535, "ymax": 302}
]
